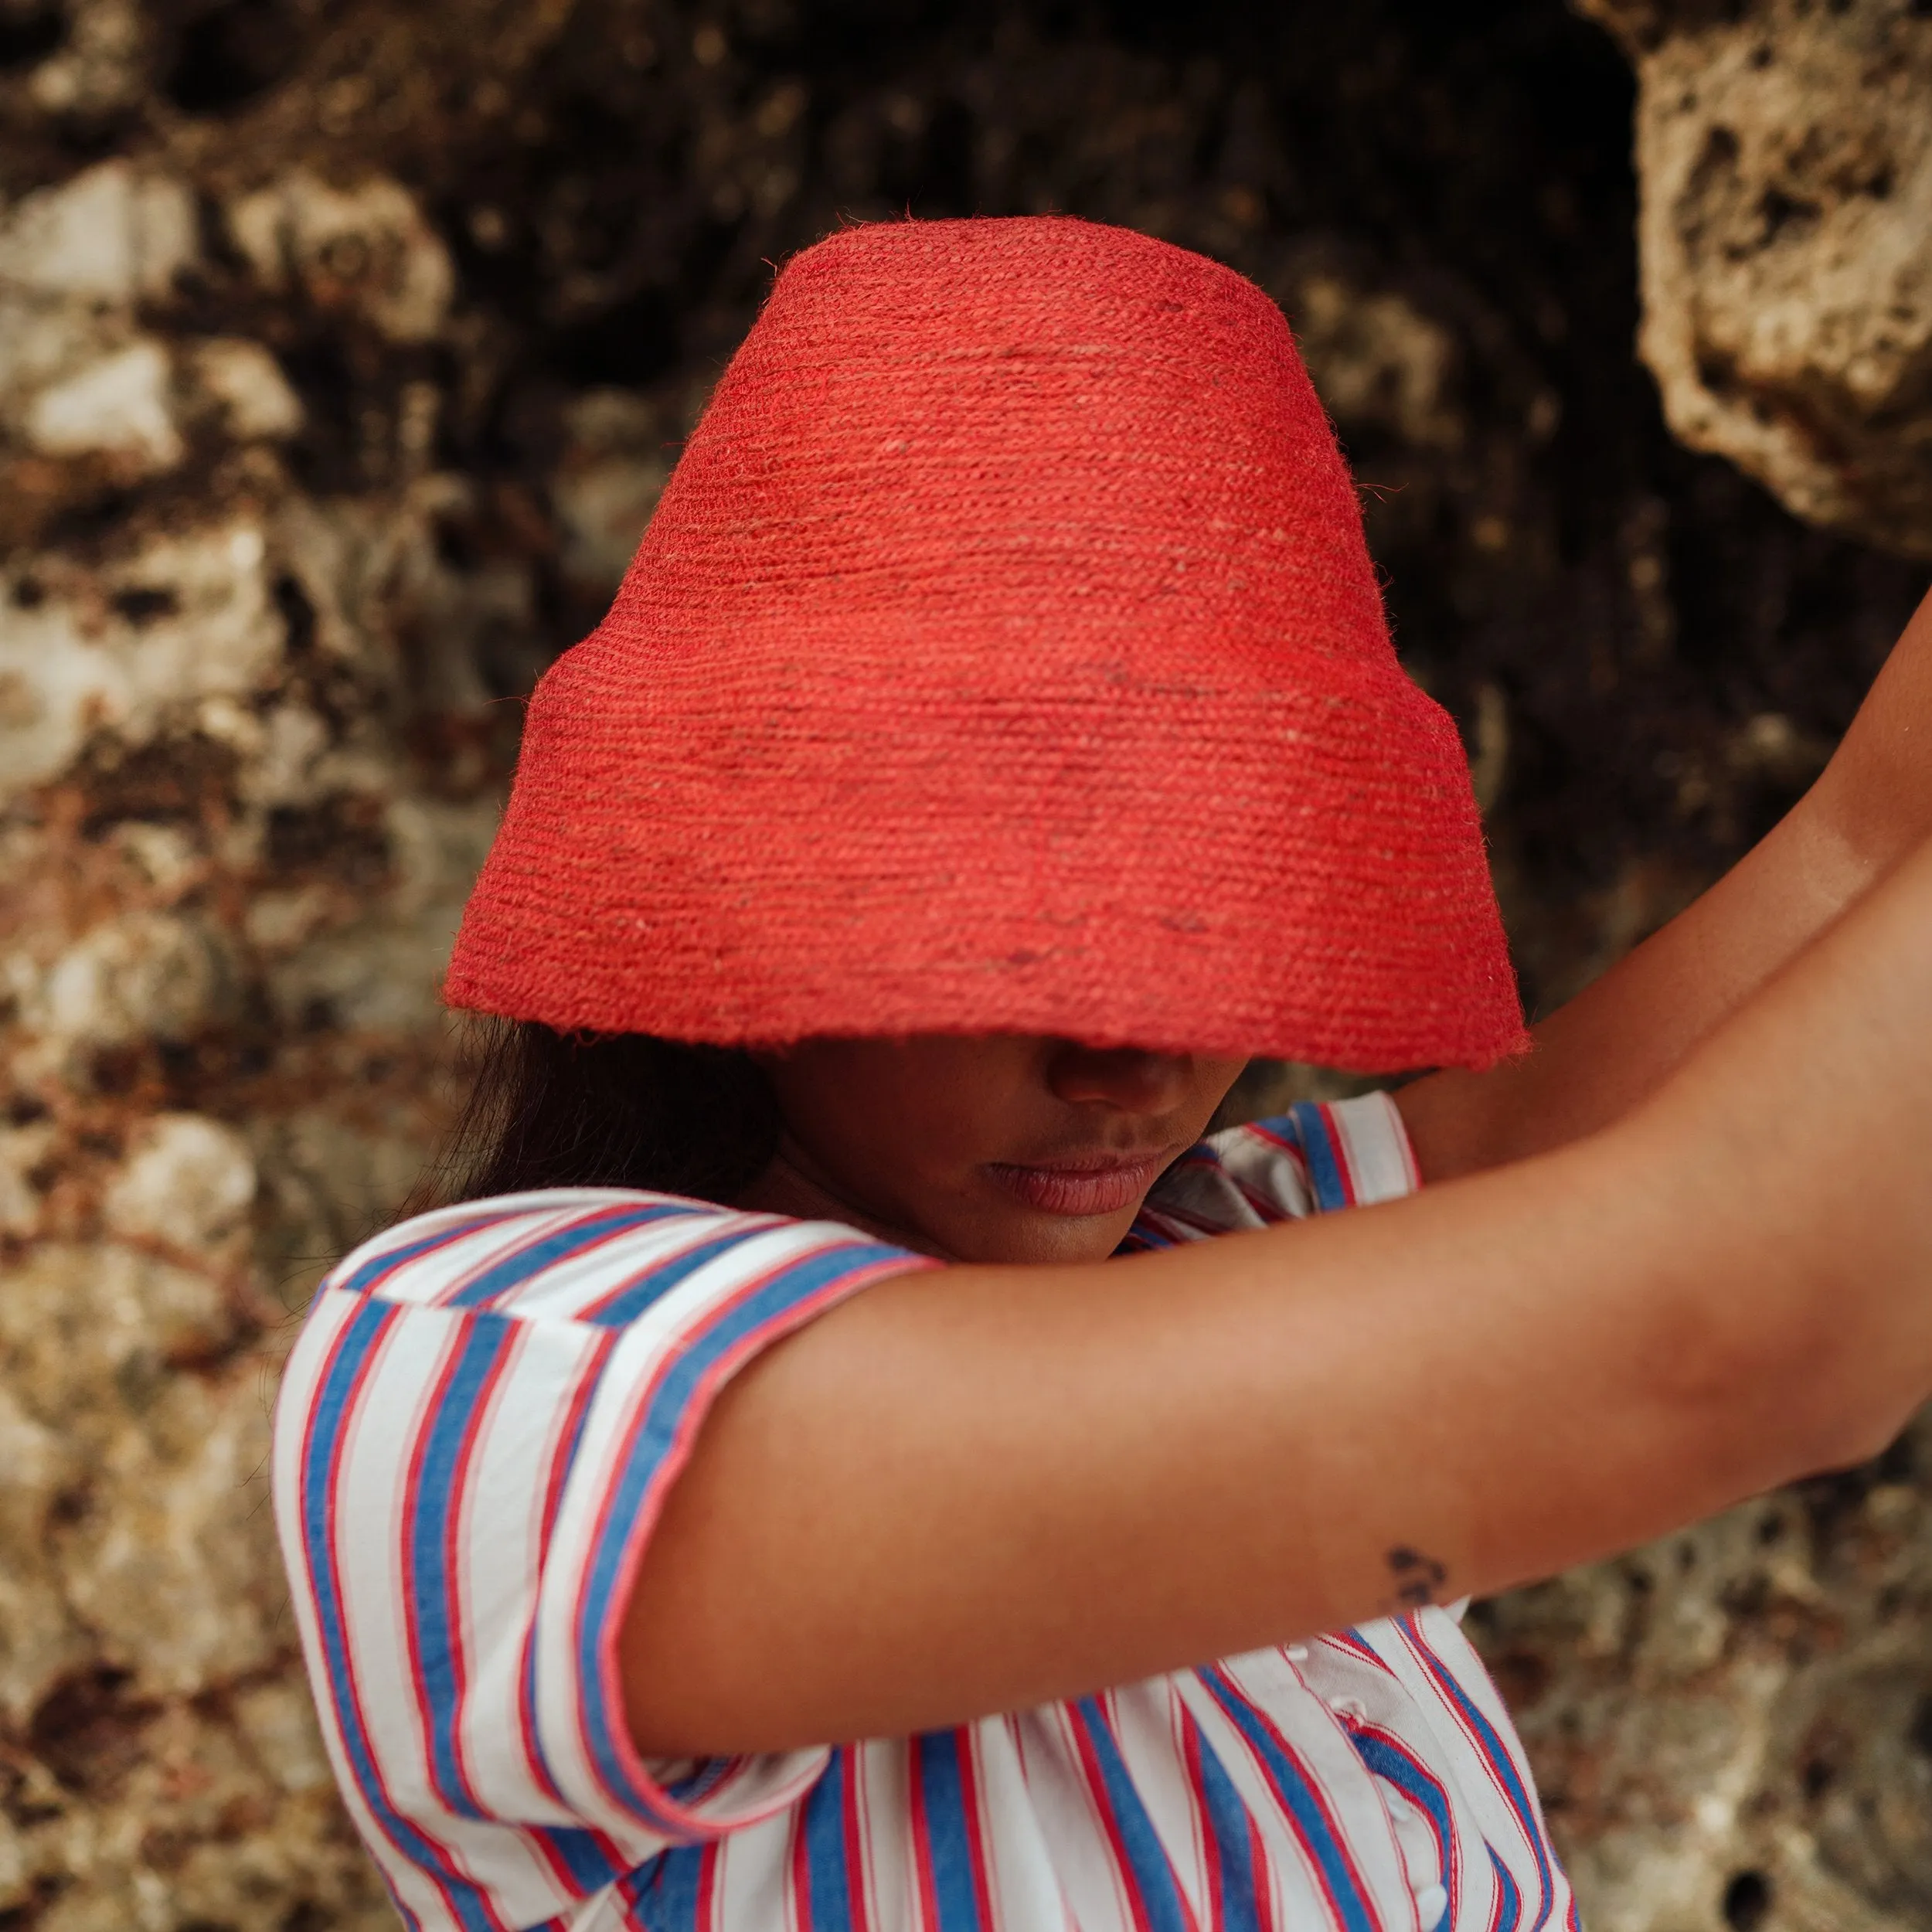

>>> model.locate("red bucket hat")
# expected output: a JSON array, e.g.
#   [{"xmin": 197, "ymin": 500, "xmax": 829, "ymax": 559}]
[{"xmin": 447, "ymin": 216, "xmax": 1525, "ymax": 1070}]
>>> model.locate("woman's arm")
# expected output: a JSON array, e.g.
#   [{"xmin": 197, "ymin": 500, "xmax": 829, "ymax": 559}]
[
  {"xmin": 1400, "ymin": 580, "xmax": 1932, "ymax": 1181},
  {"xmin": 622, "ymin": 835, "xmax": 1932, "ymax": 1757}
]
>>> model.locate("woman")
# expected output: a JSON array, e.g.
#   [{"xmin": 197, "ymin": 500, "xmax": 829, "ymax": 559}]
[{"xmin": 273, "ymin": 216, "xmax": 1932, "ymax": 1932}]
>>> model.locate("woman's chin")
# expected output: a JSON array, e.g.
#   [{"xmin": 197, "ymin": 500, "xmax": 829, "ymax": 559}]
[{"xmin": 926, "ymin": 1187, "xmax": 1148, "ymax": 1267}]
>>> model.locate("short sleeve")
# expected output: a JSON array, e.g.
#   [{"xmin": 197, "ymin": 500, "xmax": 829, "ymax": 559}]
[
  {"xmin": 1131, "ymin": 1090, "xmax": 1420, "ymax": 1246},
  {"xmin": 271, "ymin": 1189, "xmax": 934, "ymax": 1919}
]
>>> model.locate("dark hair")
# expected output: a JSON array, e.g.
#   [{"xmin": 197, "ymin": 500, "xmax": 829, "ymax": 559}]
[{"xmin": 419, "ymin": 1016, "xmax": 782, "ymax": 1209}]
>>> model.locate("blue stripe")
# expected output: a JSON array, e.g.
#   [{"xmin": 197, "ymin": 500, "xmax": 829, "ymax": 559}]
[
  {"xmin": 1417, "ymin": 1648, "xmax": 1553, "ymax": 1929},
  {"xmin": 1202, "ymin": 1672, "xmax": 1378, "ymax": 1932},
  {"xmin": 802, "ymin": 1751, "xmax": 856, "ymax": 1929},
  {"xmin": 573, "ymin": 1240, "xmax": 913, "ymax": 1819},
  {"xmin": 916, "ymin": 1732, "xmax": 988, "ymax": 1932},
  {"xmin": 299, "ymin": 1299, "xmax": 501, "ymax": 1932},
  {"xmin": 1070, "ymin": 1699, "xmax": 1194, "ymax": 1932},
  {"xmin": 1284, "ymin": 1104, "xmax": 1350, "ymax": 1212},
  {"xmin": 409, "ymin": 1312, "xmax": 517, "ymax": 1818},
  {"xmin": 1349, "ymin": 1731, "xmax": 1452, "ymax": 1906},
  {"xmin": 1183, "ymin": 1709, "xmax": 1267, "ymax": 1931},
  {"xmin": 632, "ymin": 1845, "xmax": 708, "ymax": 1932},
  {"xmin": 334, "ymin": 1215, "xmax": 518, "ymax": 1299},
  {"xmin": 447, "ymin": 1204, "xmax": 694, "ymax": 1309},
  {"xmin": 584, "ymin": 1227, "xmax": 784, "ymax": 1328},
  {"xmin": 527, "ymin": 1825, "xmax": 617, "ymax": 1897},
  {"xmin": 517, "ymin": 1334, "xmax": 616, "ymax": 1812},
  {"xmin": 664, "ymin": 1756, "xmax": 736, "ymax": 1807},
  {"xmin": 1490, "ymin": 1847, "xmax": 1522, "ymax": 1930}
]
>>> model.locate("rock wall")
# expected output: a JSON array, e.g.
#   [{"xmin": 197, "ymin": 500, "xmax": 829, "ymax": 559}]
[
  {"xmin": 1580, "ymin": 0, "xmax": 1932, "ymax": 560},
  {"xmin": 0, "ymin": 149, "xmax": 512, "ymax": 1932},
  {"xmin": 0, "ymin": 3, "xmax": 1924, "ymax": 1928}
]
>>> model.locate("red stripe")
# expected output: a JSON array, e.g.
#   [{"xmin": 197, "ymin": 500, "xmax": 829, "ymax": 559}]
[
  {"xmin": 696, "ymin": 1839, "xmax": 719, "ymax": 1932},
  {"xmin": 1141, "ymin": 1199, "xmax": 1239, "ymax": 1240},
  {"xmin": 842, "ymin": 1750, "xmax": 872, "ymax": 1932},
  {"xmin": 1176, "ymin": 1704, "xmax": 1223, "ymax": 1930},
  {"xmin": 1238, "ymin": 1120, "xmax": 1308, "ymax": 1161},
  {"xmin": 1396, "ymin": 1623, "xmax": 1518, "ymax": 1818},
  {"xmin": 1243, "ymin": 1813, "xmax": 1277, "ymax": 1932},
  {"xmin": 954, "ymin": 1729, "xmax": 998, "ymax": 1932},
  {"xmin": 1318, "ymin": 1631, "xmax": 1392, "ymax": 1671},
  {"xmin": 540, "ymin": 1330, "xmax": 617, "ymax": 1553},
  {"xmin": 790, "ymin": 1801, "xmax": 815, "ymax": 1932},
  {"xmin": 1227, "ymin": 1172, "xmax": 1293, "ymax": 1225},
  {"xmin": 1066, "ymin": 1702, "xmax": 1158, "ymax": 1932},
  {"xmin": 1315, "ymin": 1105, "xmax": 1359, "ymax": 1206}
]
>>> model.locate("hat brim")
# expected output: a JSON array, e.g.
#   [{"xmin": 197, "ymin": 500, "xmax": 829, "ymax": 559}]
[{"xmin": 446, "ymin": 620, "xmax": 1526, "ymax": 1073}]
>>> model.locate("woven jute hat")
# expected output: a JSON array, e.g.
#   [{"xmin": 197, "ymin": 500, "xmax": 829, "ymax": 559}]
[{"xmin": 447, "ymin": 216, "xmax": 1525, "ymax": 1070}]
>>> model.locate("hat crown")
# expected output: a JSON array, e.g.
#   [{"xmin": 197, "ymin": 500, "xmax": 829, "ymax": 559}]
[{"xmin": 629, "ymin": 216, "xmax": 1393, "ymax": 686}]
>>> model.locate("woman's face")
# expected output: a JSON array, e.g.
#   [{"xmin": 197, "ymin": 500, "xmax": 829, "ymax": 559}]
[{"xmin": 743, "ymin": 1036, "xmax": 1247, "ymax": 1264}]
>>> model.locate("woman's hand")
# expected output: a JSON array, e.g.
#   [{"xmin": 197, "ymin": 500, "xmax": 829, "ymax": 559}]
[
  {"xmin": 620, "ymin": 835, "xmax": 1932, "ymax": 1758},
  {"xmin": 1400, "ymin": 580, "xmax": 1932, "ymax": 1181}
]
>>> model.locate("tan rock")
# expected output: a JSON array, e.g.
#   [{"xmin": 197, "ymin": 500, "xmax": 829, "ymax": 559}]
[
  {"xmin": 0, "ymin": 1243, "xmax": 245, "ymax": 1723},
  {"xmin": 0, "ymin": 522, "xmax": 281, "ymax": 801},
  {"xmin": 0, "ymin": 1122, "xmax": 54, "ymax": 1236},
  {"xmin": 553, "ymin": 389, "xmax": 673, "ymax": 597},
  {"xmin": 0, "ymin": 163, "xmax": 196, "ymax": 308},
  {"xmin": 24, "ymin": 0, "xmax": 148, "ymax": 121},
  {"xmin": 22, "ymin": 340, "xmax": 182, "ymax": 472},
  {"xmin": 1582, "ymin": 0, "xmax": 1932, "ymax": 556},
  {"xmin": 10, "ymin": 912, "xmax": 235, "ymax": 1050},
  {"xmin": 100, "ymin": 1115, "xmax": 256, "ymax": 1253},
  {"xmin": 182, "ymin": 337, "xmax": 304, "ymax": 442},
  {"xmin": 227, "ymin": 172, "xmax": 456, "ymax": 344},
  {"xmin": 1289, "ymin": 267, "xmax": 1466, "ymax": 453},
  {"xmin": 59, "ymin": 1355, "xmax": 287, "ymax": 1697}
]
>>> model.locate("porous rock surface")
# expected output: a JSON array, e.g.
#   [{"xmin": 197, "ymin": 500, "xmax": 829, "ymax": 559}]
[
  {"xmin": 1580, "ymin": 0, "xmax": 1932, "ymax": 557},
  {"xmin": 0, "ymin": 3, "xmax": 1925, "ymax": 1929}
]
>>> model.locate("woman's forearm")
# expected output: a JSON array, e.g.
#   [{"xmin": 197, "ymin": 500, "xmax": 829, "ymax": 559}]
[
  {"xmin": 1403, "ymin": 580, "xmax": 1932, "ymax": 1182},
  {"xmin": 620, "ymin": 838, "xmax": 1932, "ymax": 1758},
  {"xmin": 1809, "ymin": 580, "xmax": 1932, "ymax": 878}
]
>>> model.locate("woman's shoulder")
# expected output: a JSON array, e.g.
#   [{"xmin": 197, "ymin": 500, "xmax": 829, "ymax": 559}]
[{"xmin": 313, "ymin": 1186, "xmax": 926, "ymax": 1326}]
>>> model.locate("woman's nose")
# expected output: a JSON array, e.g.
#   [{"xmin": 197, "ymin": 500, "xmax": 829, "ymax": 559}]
[{"xmin": 1046, "ymin": 1043, "xmax": 1192, "ymax": 1114}]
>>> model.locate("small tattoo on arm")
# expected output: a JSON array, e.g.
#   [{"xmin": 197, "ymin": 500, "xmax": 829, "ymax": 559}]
[{"xmin": 1386, "ymin": 1544, "xmax": 1449, "ymax": 1609}]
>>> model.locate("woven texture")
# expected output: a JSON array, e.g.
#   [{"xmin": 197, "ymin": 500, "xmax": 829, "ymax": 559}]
[{"xmin": 447, "ymin": 216, "xmax": 1526, "ymax": 1070}]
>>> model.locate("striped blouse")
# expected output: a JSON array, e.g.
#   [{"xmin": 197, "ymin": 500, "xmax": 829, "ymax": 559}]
[{"xmin": 273, "ymin": 1093, "xmax": 1577, "ymax": 1932}]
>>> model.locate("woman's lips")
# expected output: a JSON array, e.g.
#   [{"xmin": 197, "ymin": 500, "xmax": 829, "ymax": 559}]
[{"xmin": 983, "ymin": 1151, "xmax": 1171, "ymax": 1217}]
